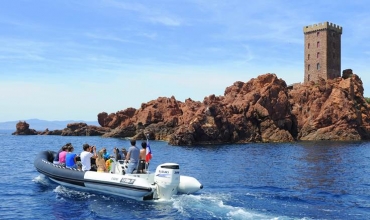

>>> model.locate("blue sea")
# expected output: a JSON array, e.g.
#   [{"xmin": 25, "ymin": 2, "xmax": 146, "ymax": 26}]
[{"xmin": 1, "ymin": 129, "xmax": 370, "ymax": 219}]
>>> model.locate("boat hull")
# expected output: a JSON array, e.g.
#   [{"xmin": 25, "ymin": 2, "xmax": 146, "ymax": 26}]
[{"xmin": 34, "ymin": 150, "xmax": 203, "ymax": 200}]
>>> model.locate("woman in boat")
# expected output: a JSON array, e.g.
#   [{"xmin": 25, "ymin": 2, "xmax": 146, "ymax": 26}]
[
  {"xmin": 58, "ymin": 145, "xmax": 69, "ymax": 167},
  {"xmin": 96, "ymin": 149, "xmax": 107, "ymax": 172},
  {"xmin": 65, "ymin": 145, "xmax": 79, "ymax": 169}
]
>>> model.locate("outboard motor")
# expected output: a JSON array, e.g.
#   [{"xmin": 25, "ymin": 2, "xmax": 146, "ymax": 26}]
[{"xmin": 154, "ymin": 163, "xmax": 180, "ymax": 200}]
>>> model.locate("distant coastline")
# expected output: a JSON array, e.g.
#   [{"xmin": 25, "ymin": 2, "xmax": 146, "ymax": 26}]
[{"xmin": 0, "ymin": 119, "xmax": 99, "ymax": 130}]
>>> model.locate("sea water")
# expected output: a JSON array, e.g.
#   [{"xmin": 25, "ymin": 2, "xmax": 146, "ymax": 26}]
[{"xmin": 1, "ymin": 129, "xmax": 370, "ymax": 219}]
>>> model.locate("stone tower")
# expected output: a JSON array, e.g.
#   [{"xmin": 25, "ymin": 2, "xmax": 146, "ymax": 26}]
[{"xmin": 303, "ymin": 22, "xmax": 342, "ymax": 82}]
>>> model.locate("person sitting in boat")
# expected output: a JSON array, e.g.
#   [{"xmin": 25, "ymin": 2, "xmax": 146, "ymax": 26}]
[
  {"xmin": 121, "ymin": 148, "xmax": 127, "ymax": 159},
  {"xmin": 102, "ymin": 148, "xmax": 110, "ymax": 161},
  {"xmin": 88, "ymin": 145, "xmax": 97, "ymax": 170},
  {"xmin": 80, "ymin": 144, "xmax": 97, "ymax": 171},
  {"xmin": 58, "ymin": 145, "xmax": 69, "ymax": 167},
  {"xmin": 137, "ymin": 142, "xmax": 147, "ymax": 173},
  {"xmin": 125, "ymin": 139, "xmax": 140, "ymax": 174},
  {"xmin": 65, "ymin": 145, "xmax": 79, "ymax": 169},
  {"xmin": 96, "ymin": 150, "xmax": 107, "ymax": 172},
  {"xmin": 53, "ymin": 144, "xmax": 66, "ymax": 165},
  {"xmin": 113, "ymin": 147, "xmax": 122, "ymax": 161}
]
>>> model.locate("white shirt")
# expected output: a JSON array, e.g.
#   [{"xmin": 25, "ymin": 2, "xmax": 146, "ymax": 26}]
[{"xmin": 80, "ymin": 151, "xmax": 93, "ymax": 171}]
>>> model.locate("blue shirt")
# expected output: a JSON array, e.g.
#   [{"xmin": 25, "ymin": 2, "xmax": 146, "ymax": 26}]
[
  {"xmin": 66, "ymin": 153, "xmax": 76, "ymax": 167},
  {"xmin": 128, "ymin": 146, "xmax": 140, "ymax": 163},
  {"xmin": 103, "ymin": 152, "xmax": 110, "ymax": 160}
]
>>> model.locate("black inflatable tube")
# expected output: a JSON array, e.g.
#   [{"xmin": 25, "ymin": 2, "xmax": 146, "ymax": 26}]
[{"xmin": 34, "ymin": 151, "xmax": 85, "ymax": 186}]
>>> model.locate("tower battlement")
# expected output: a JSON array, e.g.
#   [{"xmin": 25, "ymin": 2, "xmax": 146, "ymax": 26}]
[{"xmin": 303, "ymin": 22, "xmax": 342, "ymax": 34}]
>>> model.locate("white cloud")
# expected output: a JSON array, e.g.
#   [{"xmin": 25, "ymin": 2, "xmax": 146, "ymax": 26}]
[
  {"xmin": 100, "ymin": 0, "xmax": 182, "ymax": 27},
  {"xmin": 147, "ymin": 16, "xmax": 181, "ymax": 26},
  {"xmin": 85, "ymin": 33, "xmax": 134, "ymax": 43}
]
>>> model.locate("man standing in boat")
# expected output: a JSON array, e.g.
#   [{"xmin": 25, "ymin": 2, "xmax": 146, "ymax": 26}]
[{"xmin": 125, "ymin": 139, "xmax": 140, "ymax": 174}]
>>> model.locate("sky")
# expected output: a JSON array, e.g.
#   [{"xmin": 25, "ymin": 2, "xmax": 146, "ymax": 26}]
[{"xmin": 1, "ymin": 0, "xmax": 369, "ymax": 122}]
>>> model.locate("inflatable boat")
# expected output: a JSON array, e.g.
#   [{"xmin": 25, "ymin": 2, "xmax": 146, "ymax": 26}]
[{"xmin": 34, "ymin": 151, "xmax": 203, "ymax": 200}]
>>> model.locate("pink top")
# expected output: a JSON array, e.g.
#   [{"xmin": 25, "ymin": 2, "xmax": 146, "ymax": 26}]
[{"xmin": 59, "ymin": 151, "xmax": 67, "ymax": 163}]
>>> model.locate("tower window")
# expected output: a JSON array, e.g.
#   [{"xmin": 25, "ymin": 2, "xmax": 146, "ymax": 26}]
[
  {"xmin": 308, "ymin": 43, "xmax": 310, "ymax": 49},
  {"xmin": 317, "ymin": 41, "xmax": 320, "ymax": 47},
  {"xmin": 308, "ymin": 64, "xmax": 310, "ymax": 71},
  {"xmin": 317, "ymin": 63, "xmax": 320, "ymax": 70},
  {"xmin": 317, "ymin": 52, "xmax": 320, "ymax": 58},
  {"xmin": 317, "ymin": 32, "xmax": 320, "ymax": 37},
  {"xmin": 308, "ymin": 54, "xmax": 310, "ymax": 60}
]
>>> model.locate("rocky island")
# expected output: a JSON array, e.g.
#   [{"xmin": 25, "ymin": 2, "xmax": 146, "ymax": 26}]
[{"xmin": 13, "ymin": 70, "xmax": 370, "ymax": 145}]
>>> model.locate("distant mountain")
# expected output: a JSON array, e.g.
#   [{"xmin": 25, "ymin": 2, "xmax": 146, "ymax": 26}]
[{"xmin": 0, "ymin": 119, "xmax": 100, "ymax": 131}]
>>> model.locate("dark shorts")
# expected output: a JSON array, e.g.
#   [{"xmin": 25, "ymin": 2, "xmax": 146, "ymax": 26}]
[{"xmin": 137, "ymin": 160, "xmax": 148, "ymax": 172}]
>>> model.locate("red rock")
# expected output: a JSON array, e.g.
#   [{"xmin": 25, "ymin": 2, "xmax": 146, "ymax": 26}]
[
  {"xmin": 100, "ymin": 73, "xmax": 296, "ymax": 144},
  {"xmin": 15, "ymin": 71, "xmax": 370, "ymax": 145},
  {"xmin": 289, "ymin": 70, "xmax": 370, "ymax": 140},
  {"xmin": 12, "ymin": 121, "xmax": 38, "ymax": 135}
]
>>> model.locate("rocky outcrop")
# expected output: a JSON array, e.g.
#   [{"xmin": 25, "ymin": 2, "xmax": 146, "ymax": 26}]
[
  {"xmin": 98, "ymin": 74, "xmax": 297, "ymax": 144},
  {"xmin": 289, "ymin": 69, "xmax": 370, "ymax": 140},
  {"xmin": 43, "ymin": 123, "xmax": 111, "ymax": 136},
  {"xmin": 169, "ymin": 74, "xmax": 295, "ymax": 145},
  {"xmin": 98, "ymin": 96, "xmax": 191, "ymax": 140},
  {"xmin": 96, "ymin": 70, "xmax": 370, "ymax": 145},
  {"xmin": 12, "ymin": 121, "xmax": 38, "ymax": 135},
  {"xmin": 14, "ymin": 70, "xmax": 370, "ymax": 145},
  {"xmin": 12, "ymin": 122, "xmax": 111, "ymax": 136}
]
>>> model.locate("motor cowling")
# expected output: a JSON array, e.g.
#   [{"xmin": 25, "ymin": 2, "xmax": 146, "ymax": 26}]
[
  {"xmin": 154, "ymin": 163, "xmax": 180, "ymax": 200},
  {"xmin": 178, "ymin": 175, "xmax": 203, "ymax": 194}
]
